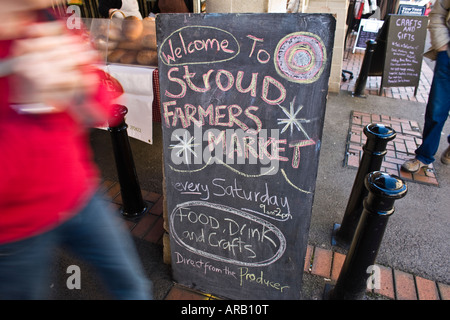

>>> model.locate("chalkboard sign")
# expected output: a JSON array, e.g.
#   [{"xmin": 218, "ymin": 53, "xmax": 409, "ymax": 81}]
[
  {"xmin": 397, "ymin": 4, "xmax": 426, "ymax": 16},
  {"xmin": 380, "ymin": 14, "xmax": 428, "ymax": 95},
  {"xmin": 156, "ymin": 13, "xmax": 335, "ymax": 300},
  {"xmin": 353, "ymin": 19, "xmax": 384, "ymax": 53}
]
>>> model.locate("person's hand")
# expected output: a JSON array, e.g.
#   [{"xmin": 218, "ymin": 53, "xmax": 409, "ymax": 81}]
[{"xmin": 9, "ymin": 21, "xmax": 100, "ymax": 112}]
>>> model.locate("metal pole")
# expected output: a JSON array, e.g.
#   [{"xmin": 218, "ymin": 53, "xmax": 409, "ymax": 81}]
[
  {"xmin": 327, "ymin": 171, "xmax": 407, "ymax": 300},
  {"xmin": 108, "ymin": 104, "xmax": 147, "ymax": 218},
  {"xmin": 332, "ymin": 123, "xmax": 396, "ymax": 249},
  {"xmin": 353, "ymin": 40, "xmax": 377, "ymax": 98}
]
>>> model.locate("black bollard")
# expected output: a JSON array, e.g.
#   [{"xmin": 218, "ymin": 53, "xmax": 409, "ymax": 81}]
[
  {"xmin": 327, "ymin": 171, "xmax": 407, "ymax": 300},
  {"xmin": 352, "ymin": 40, "xmax": 377, "ymax": 98},
  {"xmin": 332, "ymin": 123, "xmax": 396, "ymax": 249},
  {"xmin": 108, "ymin": 104, "xmax": 148, "ymax": 218}
]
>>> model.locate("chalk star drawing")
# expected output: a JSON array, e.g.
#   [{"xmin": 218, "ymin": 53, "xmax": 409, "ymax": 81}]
[
  {"xmin": 277, "ymin": 97, "xmax": 311, "ymax": 139},
  {"xmin": 169, "ymin": 131, "xmax": 200, "ymax": 164}
]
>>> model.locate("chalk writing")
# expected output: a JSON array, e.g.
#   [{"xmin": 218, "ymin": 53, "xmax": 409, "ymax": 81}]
[
  {"xmin": 170, "ymin": 201, "xmax": 286, "ymax": 267},
  {"xmin": 173, "ymin": 180, "xmax": 210, "ymax": 200},
  {"xmin": 167, "ymin": 128, "xmax": 316, "ymax": 174},
  {"xmin": 163, "ymin": 67, "xmax": 286, "ymax": 105},
  {"xmin": 381, "ymin": 15, "xmax": 427, "ymax": 90},
  {"xmin": 157, "ymin": 13, "xmax": 335, "ymax": 300},
  {"xmin": 171, "ymin": 177, "xmax": 293, "ymax": 221},
  {"xmin": 159, "ymin": 26, "xmax": 240, "ymax": 66},
  {"xmin": 239, "ymin": 268, "xmax": 290, "ymax": 292},
  {"xmin": 395, "ymin": 17, "xmax": 422, "ymax": 41},
  {"xmin": 175, "ymin": 251, "xmax": 237, "ymax": 278},
  {"xmin": 353, "ymin": 19, "xmax": 384, "ymax": 52}
]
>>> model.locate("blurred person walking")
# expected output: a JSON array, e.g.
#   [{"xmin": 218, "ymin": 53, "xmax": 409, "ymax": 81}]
[
  {"xmin": 402, "ymin": 0, "xmax": 450, "ymax": 173},
  {"xmin": 0, "ymin": 0, "xmax": 152, "ymax": 299}
]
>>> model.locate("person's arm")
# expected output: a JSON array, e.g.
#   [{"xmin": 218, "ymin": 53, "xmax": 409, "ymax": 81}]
[
  {"xmin": 9, "ymin": 21, "xmax": 119, "ymax": 126},
  {"xmin": 428, "ymin": 0, "xmax": 450, "ymax": 52}
]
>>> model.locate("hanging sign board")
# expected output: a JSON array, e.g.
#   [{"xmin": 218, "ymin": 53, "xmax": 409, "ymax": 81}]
[
  {"xmin": 397, "ymin": 4, "xmax": 426, "ymax": 15},
  {"xmin": 156, "ymin": 13, "xmax": 335, "ymax": 300},
  {"xmin": 380, "ymin": 14, "xmax": 428, "ymax": 95}
]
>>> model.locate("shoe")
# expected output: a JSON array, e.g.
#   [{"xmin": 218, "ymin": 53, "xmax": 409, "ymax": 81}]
[
  {"xmin": 401, "ymin": 158, "xmax": 428, "ymax": 173},
  {"xmin": 441, "ymin": 146, "xmax": 450, "ymax": 165}
]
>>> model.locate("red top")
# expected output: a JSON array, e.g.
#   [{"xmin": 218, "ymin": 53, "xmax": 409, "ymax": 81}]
[{"xmin": 0, "ymin": 36, "xmax": 117, "ymax": 244}]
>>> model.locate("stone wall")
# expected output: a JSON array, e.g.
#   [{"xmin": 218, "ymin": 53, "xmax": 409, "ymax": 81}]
[
  {"xmin": 303, "ymin": 0, "xmax": 349, "ymax": 93},
  {"xmin": 206, "ymin": 0, "xmax": 288, "ymax": 13}
]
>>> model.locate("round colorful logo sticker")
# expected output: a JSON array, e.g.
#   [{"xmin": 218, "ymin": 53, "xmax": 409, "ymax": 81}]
[{"xmin": 274, "ymin": 32, "xmax": 327, "ymax": 84}]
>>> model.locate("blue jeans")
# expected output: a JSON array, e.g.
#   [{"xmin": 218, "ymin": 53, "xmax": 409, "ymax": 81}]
[
  {"xmin": 0, "ymin": 192, "xmax": 152, "ymax": 300},
  {"xmin": 415, "ymin": 51, "xmax": 450, "ymax": 164}
]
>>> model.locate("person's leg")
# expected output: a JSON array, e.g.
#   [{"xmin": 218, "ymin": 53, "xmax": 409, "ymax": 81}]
[
  {"xmin": 441, "ymin": 134, "xmax": 450, "ymax": 164},
  {"xmin": 402, "ymin": 51, "xmax": 450, "ymax": 172},
  {"xmin": 415, "ymin": 51, "xmax": 450, "ymax": 164},
  {"xmin": 59, "ymin": 192, "xmax": 152, "ymax": 300},
  {"xmin": 0, "ymin": 231, "xmax": 57, "ymax": 299}
]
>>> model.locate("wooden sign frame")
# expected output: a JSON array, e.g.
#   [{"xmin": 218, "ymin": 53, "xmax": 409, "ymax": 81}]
[
  {"xmin": 378, "ymin": 14, "xmax": 428, "ymax": 96},
  {"xmin": 156, "ymin": 13, "xmax": 335, "ymax": 300}
]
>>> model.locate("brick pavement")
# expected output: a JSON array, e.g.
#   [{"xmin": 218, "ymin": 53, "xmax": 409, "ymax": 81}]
[
  {"xmin": 345, "ymin": 110, "xmax": 439, "ymax": 186},
  {"xmin": 341, "ymin": 47, "xmax": 439, "ymax": 187},
  {"xmin": 103, "ymin": 180, "xmax": 449, "ymax": 300},
  {"xmin": 340, "ymin": 49, "xmax": 434, "ymax": 104},
  {"xmin": 101, "ymin": 47, "xmax": 445, "ymax": 301}
]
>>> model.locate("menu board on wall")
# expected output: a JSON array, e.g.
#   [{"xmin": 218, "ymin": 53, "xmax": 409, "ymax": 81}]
[
  {"xmin": 156, "ymin": 13, "xmax": 335, "ymax": 300},
  {"xmin": 381, "ymin": 15, "xmax": 428, "ymax": 95}
]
